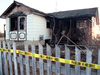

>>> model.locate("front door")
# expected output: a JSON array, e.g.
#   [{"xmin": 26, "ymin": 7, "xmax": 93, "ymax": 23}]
[{"xmin": 10, "ymin": 16, "xmax": 27, "ymax": 41}]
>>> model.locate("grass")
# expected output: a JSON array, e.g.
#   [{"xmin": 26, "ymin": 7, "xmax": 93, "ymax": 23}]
[{"xmin": 0, "ymin": 38, "xmax": 4, "ymax": 40}]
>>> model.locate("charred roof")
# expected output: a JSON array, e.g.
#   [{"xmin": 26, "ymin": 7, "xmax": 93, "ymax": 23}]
[
  {"xmin": 8, "ymin": 11, "xmax": 26, "ymax": 18},
  {"xmin": 0, "ymin": 1, "xmax": 47, "ymax": 18},
  {"xmin": 49, "ymin": 7, "xmax": 98, "ymax": 19},
  {"xmin": 0, "ymin": 1, "xmax": 99, "ymax": 24}
]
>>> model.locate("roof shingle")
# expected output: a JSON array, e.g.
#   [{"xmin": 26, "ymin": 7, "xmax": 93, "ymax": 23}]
[{"xmin": 49, "ymin": 8, "xmax": 98, "ymax": 19}]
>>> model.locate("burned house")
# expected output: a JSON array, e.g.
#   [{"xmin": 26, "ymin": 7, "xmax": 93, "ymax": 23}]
[
  {"xmin": 47, "ymin": 8, "xmax": 99, "ymax": 45},
  {"xmin": 0, "ymin": 1, "xmax": 99, "ymax": 46},
  {"xmin": 0, "ymin": 1, "xmax": 52, "ymax": 45}
]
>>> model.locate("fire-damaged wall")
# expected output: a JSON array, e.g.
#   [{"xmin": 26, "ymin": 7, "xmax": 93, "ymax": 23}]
[
  {"xmin": 53, "ymin": 18, "xmax": 92, "ymax": 44},
  {"xmin": 48, "ymin": 7, "xmax": 99, "ymax": 46},
  {"xmin": 75, "ymin": 18, "xmax": 92, "ymax": 45},
  {"xmin": 49, "ymin": 17, "xmax": 96, "ymax": 46}
]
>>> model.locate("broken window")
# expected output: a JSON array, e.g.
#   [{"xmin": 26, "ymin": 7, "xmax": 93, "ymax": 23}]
[
  {"xmin": 10, "ymin": 16, "xmax": 26, "ymax": 31},
  {"xmin": 10, "ymin": 17, "xmax": 18, "ymax": 31},
  {"xmin": 20, "ymin": 17, "xmax": 25, "ymax": 30}
]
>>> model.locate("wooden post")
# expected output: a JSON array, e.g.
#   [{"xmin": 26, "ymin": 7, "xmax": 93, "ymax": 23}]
[
  {"xmin": 0, "ymin": 41, "xmax": 3, "ymax": 75},
  {"xmin": 24, "ymin": 42, "xmax": 29, "ymax": 75},
  {"xmin": 47, "ymin": 44, "xmax": 51, "ymax": 75},
  {"xmin": 75, "ymin": 46, "xmax": 80, "ymax": 75},
  {"xmin": 13, "ymin": 41, "xmax": 18, "ymax": 75},
  {"xmin": 31, "ymin": 43, "xmax": 36, "ymax": 75},
  {"xmin": 65, "ymin": 45, "xmax": 70, "ymax": 75},
  {"xmin": 97, "ymin": 49, "xmax": 100, "ymax": 75},
  {"xmin": 86, "ymin": 48, "xmax": 92, "ymax": 75},
  {"xmin": 4, "ymin": 24, "xmax": 6, "ymax": 41},
  {"xmin": 56, "ymin": 45, "xmax": 60, "ymax": 75},
  {"xmin": 3, "ymin": 40, "xmax": 7, "ymax": 75},
  {"xmin": 19, "ymin": 47, "xmax": 23, "ymax": 75},
  {"xmin": 39, "ymin": 43, "xmax": 43, "ymax": 75},
  {"xmin": 7, "ymin": 42, "xmax": 13, "ymax": 75}
]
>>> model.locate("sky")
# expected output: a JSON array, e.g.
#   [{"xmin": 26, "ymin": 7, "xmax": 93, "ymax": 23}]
[{"xmin": 0, "ymin": 0, "xmax": 100, "ymax": 33}]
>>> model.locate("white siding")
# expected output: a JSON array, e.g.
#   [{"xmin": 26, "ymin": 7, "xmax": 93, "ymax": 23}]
[
  {"xmin": 33, "ymin": 14, "xmax": 51, "ymax": 40},
  {"xmin": 6, "ymin": 18, "xmax": 10, "ymax": 40},
  {"xmin": 27, "ymin": 14, "xmax": 51, "ymax": 41},
  {"xmin": 27, "ymin": 14, "xmax": 34, "ymax": 40}
]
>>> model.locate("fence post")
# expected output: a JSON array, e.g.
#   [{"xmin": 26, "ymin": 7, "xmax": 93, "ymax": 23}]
[
  {"xmin": 3, "ymin": 40, "xmax": 8, "ymax": 75},
  {"xmin": 13, "ymin": 41, "xmax": 18, "ymax": 75},
  {"xmin": 0, "ymin": 41, "xmax": 2, "ymax": 75},
  {"xmin": 39, "ymin": 43, "xmax": 43, "ymax": 75},
  {"xmin": 19, "ymin": 47, "xmax": 23, "ymax": 75},
  {"xmin": 24, "ymin": 42, "xmax": 29, "ymax": 75},
  {"xmin": 56, "ymin": 45, "xmax": 60, "ymax": 75},
  {"xmin": 65, "ymin": 45, "xmax": 70, "ymax": 75},
  {"xmin": 31, "ymin": 43, "xmax": 36, "ymax": 75},
  {"xmin": 47, "ymin": 44, "xmax": 51, "ymax": 75},
  {"xmin": 75, "ymin": 46, "xmax": 81, "ymax": 75},
  {"xmin": 86, "ymin": 48, "xmax": 92, "ymax": 75},
  {"xmin": 97, "ymin": 49, "xmax": 100, "ymax": 75},
  {"xmin": 7, "ymin": 42, "xmax": 13, "ymax": 75}
]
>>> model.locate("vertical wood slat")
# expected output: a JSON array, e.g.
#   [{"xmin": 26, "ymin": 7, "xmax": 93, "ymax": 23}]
[
  {"xmin": 47, "ymin": 44, "xmax": 51, "ymax": 75},
  {"xmin": 3, "ymin": 41, "xmax": 8, "ymax": 75},
  {"xmin": 31, "ymin": 43, "xmax": 36, "ymax": 75},
  {"xmin": 75, "ymin": 46, "xmax": 81, "ymax": 75},
  {"xmin": 86, "ymin": 48, "xmax": 92, "ymax": 75},
  {"xmin": 56, "ymin": 45, "xmax": 60, "ymax": 75},
  {"xmin": 7, "ymin": 42, "xmax": 13, "ymax": 75},
  {"xmin": 24, "ymin": 42, "xmax": 29, "ymax": 75},
  {"xmin": 39, "ymin": 43, "xmax": 43, "ymax": 75},
  {"xmin": 19, "ymin": 48, "xmax": 23, "ymax": 75},
  {"xmin": 0, "ymin": 41, "xmax": 3, "ymax": 75},
  {"xmin": 13, "ymin": 41, "xmax": 18, "ymax": 75},
  {"xmin": 65, "ymin": 45, "xmax": 70, "ymax": 75},
  {"xmin": 97, "ymin": 49, "xmax": 100, "ymax": 75}
]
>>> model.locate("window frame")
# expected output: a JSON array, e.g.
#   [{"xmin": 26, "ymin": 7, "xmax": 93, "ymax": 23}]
[
  {"xmin": 10, "ymin": 16, "xmax": 26, "ymax": 31},
  {"xmin": 18, "ymin": 16, "xmax": 26, "ymax": 30}
]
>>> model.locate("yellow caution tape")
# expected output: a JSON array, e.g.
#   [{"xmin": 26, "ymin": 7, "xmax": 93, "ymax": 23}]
[{"xmin": 0, "ymin": 48, "xmax": 100, "ymax": 70}]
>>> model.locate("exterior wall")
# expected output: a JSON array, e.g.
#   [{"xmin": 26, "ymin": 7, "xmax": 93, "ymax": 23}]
[
  {"xmin": 6, "ymin": 18, "xmax": 10, "ymax": 40},
  {"xmin": 27, "ymin": 14, "xmax": 51, "ymax": 44},
  {"xmin": 91, "ymin": 17, "xmax": 97, "ymax": 39},
  {"xmin": 27, "ymin": 14, "xmax": 34, "ymax": 40},
  {"xmin": 33, "ymin": 14, "xmax": 51, "ymax": 41},
  {"xmin": 95, "ymin": 10, "xmax": 99, "ymax": 25},
  {"xmin": 5, "ymin": 5, "xmax": 52, "ymax": 45}
]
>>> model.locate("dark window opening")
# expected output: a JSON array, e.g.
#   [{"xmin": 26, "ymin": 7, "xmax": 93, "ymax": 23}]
[
  {"xmin": 47, "ymin": 20, "xmax": 50, "ymax": 28},
  {"xmin": 10, "ymin": 17, "xmax": 18, "ymax": 31},
  {"xmin": 20, "ymin": 17, "xmax": 25, "ymax": 30},
  {"xmin": 74, "ymin": 30, "xmax": 76, "ymax": 34}
]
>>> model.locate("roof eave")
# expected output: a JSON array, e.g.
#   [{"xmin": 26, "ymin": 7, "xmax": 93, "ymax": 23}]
[
  {"xmin": 0, "ymin": 15, "xmax": 6, "ymax": 19},
  {"xmin": 0, "ymin": 2, "xmax": 16, "ymax": 18}
]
